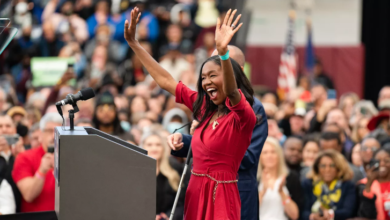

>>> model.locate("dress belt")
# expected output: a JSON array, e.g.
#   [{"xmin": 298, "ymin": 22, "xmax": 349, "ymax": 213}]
[{"xmin": 191, "ymin": 170, "xmax": 238, "ymax": 203}]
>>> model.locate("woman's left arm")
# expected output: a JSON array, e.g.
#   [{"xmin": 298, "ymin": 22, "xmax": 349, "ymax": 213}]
[
  {"xmin": 280, "ymin": 192, "xmax": 299, "ymax": 220},
  {"xmin": 215, "ymin": 9, "xmax": 244, "ymax": 106}
]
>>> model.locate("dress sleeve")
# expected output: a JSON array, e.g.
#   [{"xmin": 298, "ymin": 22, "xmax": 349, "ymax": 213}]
[
  {"xmin": 225, "ymin": 89, "xmax": 256, "ymax": 130},
  {"xmin": 175, "ymin": 81, "xmax": 198, "ymax": 112}
]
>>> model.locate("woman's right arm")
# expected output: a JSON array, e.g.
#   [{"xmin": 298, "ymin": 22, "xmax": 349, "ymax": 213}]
[{"xmin": 124, "ymin": 7, "xmax": 177, "ymax": 95}]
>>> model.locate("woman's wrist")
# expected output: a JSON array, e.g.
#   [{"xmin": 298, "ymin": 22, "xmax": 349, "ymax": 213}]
[
  {"xmin": 127, "ymin": 39, "xmax": 139, "ymax": 47},
  {"xmin": 217, "ymin": 47, "xmax": 228, "ymax": 56}
]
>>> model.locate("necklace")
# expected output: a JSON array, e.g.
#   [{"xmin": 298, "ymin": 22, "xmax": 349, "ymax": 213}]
[{"xmin": 212, "ymin": 110, "xmax": 222, "ymax": 130}]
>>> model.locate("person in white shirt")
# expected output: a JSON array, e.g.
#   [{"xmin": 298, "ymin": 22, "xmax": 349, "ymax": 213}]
[
  {"xmin": 258, "ymin": 137, "xmax": 299, "ymax": 220},
  {"xmin": 0, "ymin": 177, "xmax": 16, "ymax": 215}
]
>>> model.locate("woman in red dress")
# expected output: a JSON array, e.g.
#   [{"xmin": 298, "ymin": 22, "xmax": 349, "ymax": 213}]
[{"xmin": 124, "ymin": 8, "xmax": 256, "ymax": 220}]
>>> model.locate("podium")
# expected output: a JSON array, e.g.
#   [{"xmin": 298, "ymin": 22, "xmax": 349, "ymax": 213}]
[{"xmin": 54, "ymin": 127, "xmax": 156, "ymax": 220}]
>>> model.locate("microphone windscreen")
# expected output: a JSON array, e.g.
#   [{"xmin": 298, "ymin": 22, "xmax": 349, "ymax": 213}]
[{"xmin": 80, "ymin": 88, "xmax": 95, "ymax": 100}]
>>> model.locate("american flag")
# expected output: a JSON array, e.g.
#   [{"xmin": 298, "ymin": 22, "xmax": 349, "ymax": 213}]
[{"xmin": 277, "ymin": 13, "xmax": 297, "ymax": 100}]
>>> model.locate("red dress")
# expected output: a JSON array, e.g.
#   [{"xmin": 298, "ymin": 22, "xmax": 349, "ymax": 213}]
[{"xmin": 175, "ymin": 82, "xmax": 256, "ymax": 220}]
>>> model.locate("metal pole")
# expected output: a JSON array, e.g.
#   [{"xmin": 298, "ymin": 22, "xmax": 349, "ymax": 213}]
[{"xmin": 170, "ymin": 146, "xmax": 192, "ymax": 220}]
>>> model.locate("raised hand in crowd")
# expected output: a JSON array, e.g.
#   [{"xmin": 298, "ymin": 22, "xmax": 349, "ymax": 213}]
[
  {"xmin": 39, "ymin": 153, "xmax": 54, "ymax": 175},
  {"xmin": 364, "ymin": 166, "xmax": 379, "ymax": 193},
  {"xmin": 54, "ymin": 69, "xmax": 76, "ymax": 91},
  {"xmin": 167, "ymin": 133, "xmax": 184, "ymax": 151},
  {"xmin": 317, "ymin": 99, "xmax": 337, "ymax": 122}
]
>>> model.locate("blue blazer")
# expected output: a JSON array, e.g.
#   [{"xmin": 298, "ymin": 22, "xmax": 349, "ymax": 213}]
[
  {"xmin": 171, "ymin": 97, "xmax": 268, "ymax": 220},
  {"xmin": 301, "ymin": 178, "xmax": 356, "ymax": 220}
]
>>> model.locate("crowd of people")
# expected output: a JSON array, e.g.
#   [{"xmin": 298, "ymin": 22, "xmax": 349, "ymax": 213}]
[{"xmin": 0, "ymin": 0, "xmax": 389, "ymax": 219}]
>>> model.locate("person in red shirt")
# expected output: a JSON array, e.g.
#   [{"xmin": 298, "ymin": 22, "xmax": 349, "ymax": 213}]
[{"xmin": 12, "ymin": 112, "xmax": 62, "ymax": 212}]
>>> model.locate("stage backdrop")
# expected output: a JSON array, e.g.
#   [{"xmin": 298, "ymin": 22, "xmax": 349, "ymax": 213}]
[{"xmin": 245, "ymin": 0, "xmax": 364, "ymax": 98}]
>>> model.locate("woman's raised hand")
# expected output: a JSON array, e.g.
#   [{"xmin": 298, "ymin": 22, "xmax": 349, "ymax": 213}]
[
  {"xmin": 124, "ymin": 7, "xmax": 142, "ymax": 45},
  {"xmin": 215, "ymin": 9, "xmax": 243, "ymax": 55}
]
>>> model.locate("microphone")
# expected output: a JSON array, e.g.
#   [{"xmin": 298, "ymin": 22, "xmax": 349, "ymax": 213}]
[{"xmin": 56, "ymin": 88, "xmax": 95, "ymax": 107}]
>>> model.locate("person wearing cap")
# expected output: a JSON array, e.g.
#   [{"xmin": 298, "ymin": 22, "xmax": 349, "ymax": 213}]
[{"xmin": 92, "ymin": 91, "xmax": 134, "ymax": 142}]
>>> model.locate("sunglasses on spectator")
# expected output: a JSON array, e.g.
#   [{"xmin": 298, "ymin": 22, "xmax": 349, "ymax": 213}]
[
  {"xmin": 361, "ymin": 146, "xmax": 379, "ymax": 152},
  {"xmin": 319, "ymin": 164, "xmax": 336, "ymax": 169}
]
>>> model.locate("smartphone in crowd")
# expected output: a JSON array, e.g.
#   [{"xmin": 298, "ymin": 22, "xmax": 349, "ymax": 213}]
[
  {"xmin": 327, "ymin": 89, "xmax": 337, "ymax": 100},
  {"xmin": 369, "ymin": 158, "xmax": 380, "ymax": 171},
  {"xmin": 48, "ymin": 146, "xmax": 55, "ymax": 154},
  {"xmin": 3, "ymin": 134, "xmax": 20, "ymax": 146}
]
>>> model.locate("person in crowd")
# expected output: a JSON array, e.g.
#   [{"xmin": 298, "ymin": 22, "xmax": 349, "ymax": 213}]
[
  {"xmin": 338, "ymin": 92, "xmax": 359, "ymax": 120},
  {"xmin": 140, "ymin": 131, "xmax": 182, "ymax": 220},
  {"xmin": 262, "ymin": 92, "xmax": 278, "ymax": 106},
  {"xmin": 351, "ymin": 117, "xmax": 370, "ymax": 143},
  {"xmin": 12, "ymin": 113, "xmax": 62, "ymax": 212},
  {"xmin": 0, "ymin": 88, "xmax": 6, "ymax": 114},
  {"xmin": 356, "ymin": 146, "xmax": 390, "ymax": 219},
  {"xmin": 42, "ymin": 0, "xmax": 89, "ymax": 43},
  {"xmin": 326, "ymin": 108, "xmax": 351, "ymax": 137},
  {"xmin": 349, "ymin": 100, "xmax": 378, "ymax": 127},
  {"xmin": 38, "ymin": 21, "xmax": 65, "ymax": 57},
  {"xmin": 75, "ymin": 118, "xmax": 93, "ymax": 127},
  {"xmin": 258, "ymin": 137, "xmax": 299, "ymax": 220},
  {"xmin": 158, "ymin": 24, "xmax": 193, "ymax": 59},
  {"xmin": 318, "ymin": 132, "xmax": 364, "ymax": 183},
  {"xmin": 283, "ymin": 136, "xmax": 303, "ymax": 174},
  {"xmin": 92, "ymin": 91, "xmax": 134, "ymax": 142},
  {"xmin": 308, "ymin": 84, "xmax": 333, "ymax": 133},
  {"xmin": 168, "ymin": 44, "xmax": 268, "ymax": 220},
  {"xmin": 162, "ymin": 108, "xmax": 189, "ymax": 134},
  {"xmin": 378, "ymin": 86, "xmax": 390, "ymax": 107},
  {"xmin": 129, "ymin": 95, "xmax": 149, "ymax": 122},
  {"xmin": 359, "ymin": 137, "xmax": 381, "ymax": 178},
  {"xmin": 322, "ymin": 122, "xmax": 354, "ymax": 159},
  {"xmin": 313, "ymin": 58, "xmax": 334, "ymax": 89},
  {"xmin": 302, "ymin": 135, "xmax": 320, "ymax": 168},
  {"xmin": 125, "ymin": 8, "xmax": 257, "ymax": 219},
  {"xmin": 302, "ymin": 150, "xmax": 356, "ymax": 220},
  {"xmin": 84, "ymin": 24, "xmax": 127, "ymax": 64},
  {"xmin": 351, "ymin": 144, "xmax": 362, "ymax": 168},
  {"xmin": 0, "ymin": 137, "xmax": 16, "ymax": 215},
  {"xmin": 27, "ymin": 123, "xmax": 41, "ymax": 150},
  {"xmin": 159, "ymin": 44, "xmax": 191, "ymax": 82}
]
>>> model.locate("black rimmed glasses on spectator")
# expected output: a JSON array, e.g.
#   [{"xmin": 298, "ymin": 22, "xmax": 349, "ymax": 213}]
[
  {"xmin": 319, "ymin": 164, "xmax": 336, "ymax": 169},
  {"xmin": 361, "ymin": 146, "xmax": 379, "ymax": 152}
]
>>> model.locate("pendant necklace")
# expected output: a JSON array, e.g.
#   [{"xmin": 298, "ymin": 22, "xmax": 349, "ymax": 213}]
[{"xmin": 212, "ymin": 111, "xmax": 221, "ymax": 130}]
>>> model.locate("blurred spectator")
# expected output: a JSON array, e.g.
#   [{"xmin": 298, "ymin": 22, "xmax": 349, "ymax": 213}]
[
  {"xmin": 318, "ymin": 132, "xmax": 364, "ymax": 183},
  {"xmin": 140, "ymin": 131, "xmax": 182, "ymax": 220},
  {"xmin": 351, "ymin": 144, "xmax": 362, "ymax": 168},
  {"xmin": 258, "ymin": 137, "xmax": 299, "ymax": 220},
  {"xmin": 119, "ymin": 41, "xmax": 152, "ymax": 87},
  {"xmin": 323, "ymin": 123, "xmax": 354, "ymax": 159},
  {"xmin": 356, "ymin": 146, "xmax": 390, "ymax": 219},
  {"xmin": 0, "ymin": 88, "xmax": 6, "ymax": 113},
  {"xmin": 378, "ymin": 86, "xmax": 390, "ymax": 107},
  {"xmin": 338, "ymin": 93, "xmax": 359, "ymax": 120},
  {"xmin": 92, "ymin": 91, "xmax": 134, "ymax": 141},
  {"xmin": 194, "ymin": 32, "xmax": 215, "ymax": 74},
  {"xmin": 302, "ymin": 150, "xmax": 356, "ymax": 220},
  {"xmin": 12, "ymin": 112, "xmax": 62, "ymax": 212},
  {"xmin": 84, "ymin": 24, "xmax": 127, "ymax": 63},
  {"xmin": 268, "ymin": 118, "xmax": 286, "ymax": 145},
  {"xmin": 351, "ymin": 117, "xmax": 370, "ymax": 143},
  {"xmin": 308, "ymin": 84, "xmax": 330, "ymax": 132},
  {"xmin": 0, "ymin": 137, "xmax": 16, "ymax": 215},
  {"xmin": 27, "ymin": 123, "xmax": 40, "ymax": 149},
  {"xmin": 159, "ymin": 44, "xmax": 191, "ymax": 82},
  {"xmin": 313, "ymin": 58, "xmax": 334, "ymax": 89},
  {"xmin": 162, "ymin": 108, "xmax": 189, "ymax": 134},
  {"xmin": 302, "ymin": 135, "xmax": 320, "ymax": 168},
  {"xmin": 42, "ymin": 0, "xmax": 89, "ymax": 44},
  {"xmin": 262, "ymin": 92, "xmax": 278, "ymax": 106},
  {"xmin": 326, "ymin": 108, "xmax": 351, "ymax": 137},
  {"xmin": 81, "ymin": 45, "xmax": 121, "ymax": 90},
  {"xmin": 283, "ymin": 136, "xmax": 303, "ymax": 174},
  {"xmin": 13, "ymin": 0, "xmax": 33, "ymax": 28},
  {"xmin": 38, "ymin": 21, "xmax": 65, "ymax": 57},
  {"xmin": 125, "ymin": 0, "xmax": 159, "ymax": 42},
  {"xmin": 349, "ymin": 100, "xmax": 378, "ymax": 127},
  {"xmin": 159, "ymin": 24, "xmax": 192, "ymax": 58},
  {"xmin": 359, "ymin": 137, "xmax": 381, "ymax": 177}
]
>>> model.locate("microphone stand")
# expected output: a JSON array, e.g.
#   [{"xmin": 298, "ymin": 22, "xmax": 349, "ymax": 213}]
[
  {"xmin": 69, "ymin": 110, "xmax": 75, "ymax": 131},
  {"xmin": 170, "ymin": 145, "xmax": 192, "ymax": 220}
]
